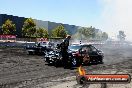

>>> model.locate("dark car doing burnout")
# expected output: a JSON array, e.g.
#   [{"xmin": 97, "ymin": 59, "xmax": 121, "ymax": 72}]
[
  {"xmin": 44, "ymin": 44, "xmax": 104, "ymax": 67},
  {"xmin": 68, "ymin": 44, "xmax": 104, "ymax": 65}
]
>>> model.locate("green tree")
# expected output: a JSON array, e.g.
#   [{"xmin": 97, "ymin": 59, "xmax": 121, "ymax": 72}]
[
  {"xmin": 2, "ymin": 19, "xmax": 16, "ymax": 34},
  {"xmin": 117, "ymin": 30, "xmax": 126, "ymax": 41},
  {"xmin": 36, "ymin": 27, "xmax": 49, "ymax": 38},
  {"xmin": 51, "ymin": 25, "xmax": 67, "ymax": 38},
  {"xmin": 76, "ymin": 26, "xmax": 108, "ymax": 40},
  {"xmin": 89, "ymin": 26, "xmax": 96, "ymax": 38},
  {"xmin": 95, "ymin": 32, "xmax": 102, "ymax": 40},
  {"xmin": 78, "ymin": 27, "xmax": 95, "ymax": 39},
  {"xmin": 22, "ymin": 18, "xmax": 36, "ymax": 37},
  {"xmin": 101, "ymin": 32, "xmax": 108, "ymax": 40}
]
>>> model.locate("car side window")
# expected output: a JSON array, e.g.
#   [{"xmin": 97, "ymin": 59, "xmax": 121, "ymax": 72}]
[
  {"xmin": 90, "ymin": 46, "xmax": 97, "ymax": 52},
  {"xmin": 81, "ymin": 46, "xmax": 91, "ymax": 53}
]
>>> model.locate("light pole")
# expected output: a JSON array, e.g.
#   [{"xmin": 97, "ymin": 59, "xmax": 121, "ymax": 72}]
[
  {"xmin": 80, "ymin": 33, "xmax": 82, "ymax": 44},
  {"xmin": 79, "ymin": 27, "xmax": 82, "ymax": 44},
  {"xmin": 0, "ymin": 26, "xmax": 2, "ymax": 40}
]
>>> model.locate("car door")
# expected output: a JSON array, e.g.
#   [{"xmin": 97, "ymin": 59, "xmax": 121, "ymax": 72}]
[
  {"xmin": 80, "ymin": 46, "xmax": 90, "ymax": 63},
  {"xmin": 88, "ymin": 45, "xmax": 98, "ymax": 60}
]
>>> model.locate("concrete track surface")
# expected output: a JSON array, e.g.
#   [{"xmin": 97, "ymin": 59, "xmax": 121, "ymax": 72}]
[{"xmin": 0, "ymin": 44, "xmax": 132, "ymax": 88}]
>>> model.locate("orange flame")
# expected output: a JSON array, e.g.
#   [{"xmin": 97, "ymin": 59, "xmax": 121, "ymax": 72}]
[{"xmin": 78, "ymin": 66, "xmax": 86, "ymax": 76}]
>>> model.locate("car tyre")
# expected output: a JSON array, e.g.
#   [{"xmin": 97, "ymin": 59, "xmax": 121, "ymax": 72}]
[
  {"xmin": 98, "ymin": 58, "xmax": 103, "ymax": 64},
  {"xmin": 71, "ymin": 57, "xmax": 77, "ymax": 67},
  {"xmin": 54, "ymin": 60, "xmax": 59, "ymax": 67},
  {"xmin": 28, "ymin": 51, "xmax": 33, "ymax": 55}
]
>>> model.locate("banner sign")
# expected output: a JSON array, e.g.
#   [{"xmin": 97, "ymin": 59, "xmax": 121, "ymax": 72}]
[{"xmin": 0, "ymin": 35, "xmax": 16, "ymax": 38}]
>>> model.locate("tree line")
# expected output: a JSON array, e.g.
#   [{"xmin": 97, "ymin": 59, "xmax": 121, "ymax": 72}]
[
  {"xmin": 0, "ymin": 18, "xmax": 109, "ymax": 40},
  {"xmin": 72, "ymin": 26, "xmax": 108, "ymax": 41},
  {"xmin": 0, "ymin": 18, "xmax": 67, "ymax": 38}
]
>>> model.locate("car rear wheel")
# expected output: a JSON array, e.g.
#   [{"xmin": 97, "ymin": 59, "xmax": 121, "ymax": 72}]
[
  {"xmin": 72, "ymin": 57, "xmax": 77, "ymax": 67},
  {"xmin": 28, "ymin": 51, "xmax": 33, "ymax": 55},
  {"xmin": 97, "ymin": 57, "xmax": 103, "ymax": 64},
  {"xmin": 98, "ymin": 59, "xmax": 103, "ymax": 64}
]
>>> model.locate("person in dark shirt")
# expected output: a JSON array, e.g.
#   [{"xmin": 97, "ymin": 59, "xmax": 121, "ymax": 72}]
[{"xmin": 60, "ymin": 35, "xmax": 71, "ymax": 68}]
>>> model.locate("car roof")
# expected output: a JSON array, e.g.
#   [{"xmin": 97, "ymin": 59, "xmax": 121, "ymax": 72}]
[{"xmin": 70, "ymin": 44, "xmax": 92, "ymax": 46}]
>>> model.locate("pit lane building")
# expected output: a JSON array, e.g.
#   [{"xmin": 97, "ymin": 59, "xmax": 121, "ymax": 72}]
[{"xmin": 0, "ymin": 14, "xmax": 80, "ymax": 38}]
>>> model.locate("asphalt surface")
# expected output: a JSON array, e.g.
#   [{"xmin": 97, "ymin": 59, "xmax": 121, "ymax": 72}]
[{"xmin": 0, "ymin": 44, "xmax": 132, "ymax": 88}]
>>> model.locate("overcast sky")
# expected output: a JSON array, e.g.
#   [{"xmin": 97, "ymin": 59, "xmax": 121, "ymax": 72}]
[{"xmin": 0, "ymin": 0, "xmax": 132, "ymax": 41}]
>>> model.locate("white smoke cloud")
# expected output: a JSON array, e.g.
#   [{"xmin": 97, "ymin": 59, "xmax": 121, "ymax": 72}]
[{"xmin": 98, "ymin": 0, "xmax": 132, "ymax": 41}]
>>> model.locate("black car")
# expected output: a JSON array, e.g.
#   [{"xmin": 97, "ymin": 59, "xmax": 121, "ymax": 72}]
[
  {"xmin": 44, "ymin": 49, "xmax": 62, "ymax": 65},
  {"xmin": 26, "ymin": 42, "xmax": 54, "ymax": 55},
  {"xmin": 68, "ymin": 44, "xmax": 104, "ymax": 65},
  {"xmin": 44, "ymin": 44, "xmax": 104, "ymax": 67}
]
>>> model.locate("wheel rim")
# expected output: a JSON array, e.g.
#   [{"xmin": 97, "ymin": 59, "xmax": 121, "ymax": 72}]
[{"xmin": 72, "ymin": 58, "xmax": 77, "ymax": 66}]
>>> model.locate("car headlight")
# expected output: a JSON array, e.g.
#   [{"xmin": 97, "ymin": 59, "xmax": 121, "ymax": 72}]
[
  {"xmin": 55, "ymin": 54, "xmax": 59, "ymax": 56},
  {"xmin": 98, "ymin": 51, "xmax": 103, "ymax": 55}
]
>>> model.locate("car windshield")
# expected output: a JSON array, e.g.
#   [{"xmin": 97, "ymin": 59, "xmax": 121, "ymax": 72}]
[
  {"xmin": 68, "ymin": 45, "xmax": 81, "ymax": 50},
  {"xmin": 38, "ymin": 42, "xmax": 48, "ymax": 46}
]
